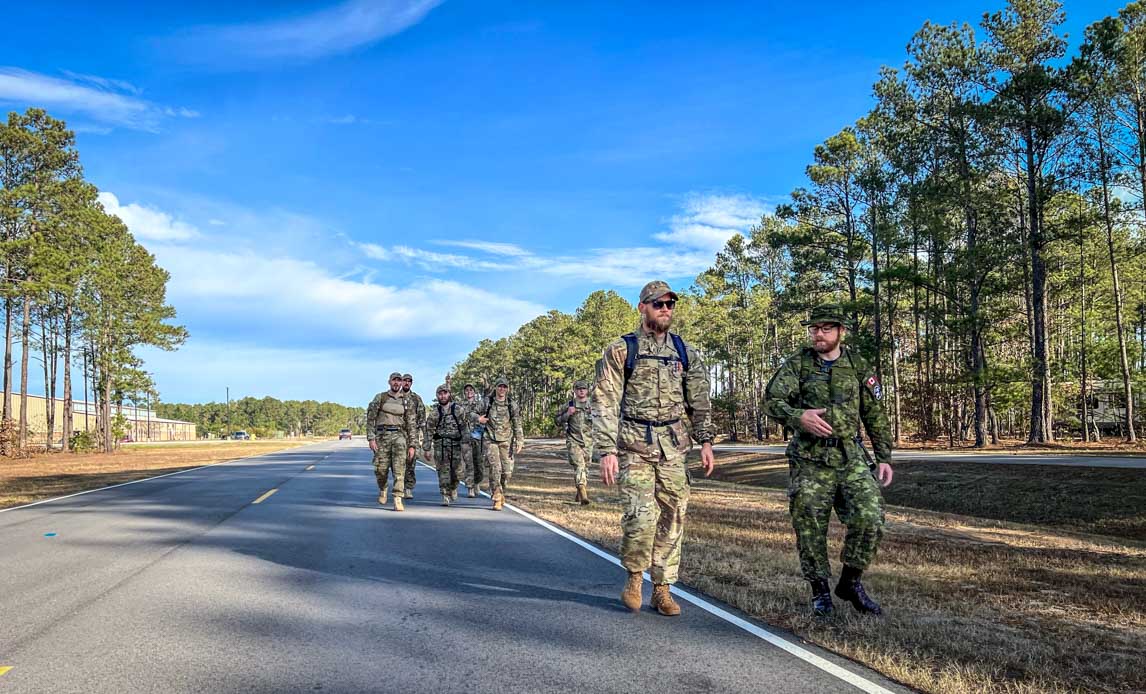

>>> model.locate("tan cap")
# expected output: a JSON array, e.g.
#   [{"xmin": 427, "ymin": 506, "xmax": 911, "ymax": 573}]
[
  {"xmin": 436, "ymin": 384, "xmax": 450, "ymax": 394},
  {"xmin": 573, "ymin": 380, "xmax": 589, "ymax": 389},
  {"xmin": 639, "ymin": 280, "xmax": 678, "ymax": 304},
  {"xmin": 389, "ymin": 372, "xmax": 403, "ymax": 380},
  {"xmin": 495, "ymin": 376, "xmax": 510, "ymax": 387},
  {"xmin": 402, "ymin": 373, "xmax": 413, "ymax": 380}
]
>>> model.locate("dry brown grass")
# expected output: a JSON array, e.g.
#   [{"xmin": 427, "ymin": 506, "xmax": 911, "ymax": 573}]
[
  {"xmin": 507, "ymin": 442, "xmax": 1146, "ymax": 694},
  {"xmin": 0, "ymin": 440, "xmax": 313, "ymax": 508}
]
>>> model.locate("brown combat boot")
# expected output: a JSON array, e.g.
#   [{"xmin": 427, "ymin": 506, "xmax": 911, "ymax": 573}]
[
  {"xmin": 651, "ymin": 584, "xmax": 681, "ymax": 616},
  {"xmin": 573, "ymin": 486, "xmax": 583, "ymax": 503},
  {"xmin": 621, "ymin": 572, "xmax": 643, "ymax": 611},
  {"xmin": 577, "ymin": 484, "xmax": 590, "ymax": 506},
  {"xmin": 393, "ymin": 497, "xmax": 405, "ymax": 512},
  {"xmin": 467, "ymin": 487, "xmax": 476, "ymax": 498},
  {"xmin": 378, "ymin": 488, "xmax": 388, "ymax": 505},
  {"xmin": 491, "ymin": 492, "xmax": 505, "ymax": 511}
]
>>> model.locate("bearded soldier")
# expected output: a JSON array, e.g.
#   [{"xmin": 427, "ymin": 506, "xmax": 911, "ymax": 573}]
[
  {"xmin": 366, "ymin": 372, "xmax": 417, "ymax": 512},
  {"xmin": 473, "ymin": 377, "xmax": 523, "ymax": 511},
  {"xmin": 425, "ymin": 384, "xmax": 466, "ymax": 506},
  {"xmin": 593, "ymin": 281, "xmax": 715, "ymax": 616},
  {"xmin": 401, "ymin": 373, "xmax": 427, "ymax": 499},
  {"xmin": 556, "ymin": 379, "xmax": 593, "ymax": 506},
  {"xmin": 459, "ymin": 383, "xmax": 486, "ymax": 498},
  {"xmin": 764, "ymin": 303, "xmax": 894, "ymax": 617}
]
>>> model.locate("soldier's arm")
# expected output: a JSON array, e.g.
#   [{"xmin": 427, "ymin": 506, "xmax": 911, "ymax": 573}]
[
  {"xmin": 423, "ymin": 408, "xmax": 438, "ymax": 451},
  {"xmin": 365, "ymin": 394, "xmax": 382, "ymax": 441},
  {"xmin": 555, "ymin": 405, "xmax": 570, "ymax": 428},
  {"xmin": 591, "ymin": 342, "xmax": 625, "ymax": 456},
  {"xmin": 511, "ymin": 402, "xmax": 524, "ymax": 443},
  {"xmin": 403, "ymin": 399, "xmax": 417, "ymax": 446},
  {"xmin": 683, "ymin": 346, "xmax": 715, "ymax": 444},
  {"xmin": 859, "ymin": 370, "xmax": 894, "ymax": 465},
  {"xmin": 764, "ymin": 359, "xmax": 805, "ymax": 431}
]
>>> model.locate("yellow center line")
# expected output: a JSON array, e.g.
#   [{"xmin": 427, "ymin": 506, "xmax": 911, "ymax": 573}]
[
  {"xmin": 252, "ymin": 488, "xmax": 278, "ymax": 504},
  {"xmin": 0, "ymin": 666, "xmax": 12, "ymax": 676},
  {"xmin": 305, "ymin": 464, "xmax": 315, "ymax": 471}
]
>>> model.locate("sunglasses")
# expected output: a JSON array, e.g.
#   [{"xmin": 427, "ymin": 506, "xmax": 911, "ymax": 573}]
[{"xmin": 650, "ymin": 299, "xmax": 676, "ymax": 310}]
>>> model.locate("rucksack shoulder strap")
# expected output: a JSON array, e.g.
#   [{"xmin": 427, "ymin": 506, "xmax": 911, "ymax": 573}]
[{"xmin": 622, "ymin": 333, "xmax": 639, "ymax": 382}]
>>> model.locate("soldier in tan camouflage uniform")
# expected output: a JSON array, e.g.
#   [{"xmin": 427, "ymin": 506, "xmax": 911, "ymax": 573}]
[
  {"xmin": 593, "ymin": 281, "xmax": 715, "ymax": 616},
  {"xmin": 473, "ymin": 376, "xmax": 523, "ymax": 511},
  {"xmin": 401, "ymin": 374, "xmax": 427, "ymax": 499},
  {"xmin": 366, "ymin": 372, "xmax": 418, "ymax": 512},
  {"xmin": 556, "ymin": 379, "xmax": 593, "ymax": 506},
  {"xmin": 764, "ymin": 303, "xmax": 894, "ymax": 617},
  {"xmin": 425, "ymin": 384, "xmax": 466, "ymax": 506},
  {"xmin": 459, "ymin": 383, "xmax": 486, "ymax": 498}
]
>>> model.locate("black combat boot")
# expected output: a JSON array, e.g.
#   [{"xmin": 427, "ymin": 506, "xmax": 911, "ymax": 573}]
[
  {"xmin": 810, "ymin": 578, "xmax": 834, "ymax": 617},
  {"xmin": 835, "ymin": 565, "xmax": 882, "ymax": 616}
]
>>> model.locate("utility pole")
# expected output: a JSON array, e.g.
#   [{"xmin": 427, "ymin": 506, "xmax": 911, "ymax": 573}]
[{"xmin": 226, "ymin": 386, "xmax": 231, "ymax": 439}]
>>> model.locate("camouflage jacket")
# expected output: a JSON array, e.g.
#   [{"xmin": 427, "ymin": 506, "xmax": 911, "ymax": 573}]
[
  {"xmin": 555, "ymin": 397, "xmax": 592, "ymax": 446},
  {"xmin": 405, "ymin": 390, "xmax": 427, "ymax": 441},
  {"xmin": 457, "ymin": 395, "xmax": 483, "ymax": 436},
  {"xmin": 365, "ymin": 390, "xmax": 417, "ymax": 442},
  {"xmin": 479, "ymin": 395, "xmax": 523, "ymax": 444},
  {"xmin": 425, "ymin": 399, "xmax": 465, "ymax": 448},
  {"xmin": 592, "ymin": 327, "xmax": 714, "ymax": 457},
  {"xmin": 764, "ymin": 346, "xmax": 893, "ymax": 467}
]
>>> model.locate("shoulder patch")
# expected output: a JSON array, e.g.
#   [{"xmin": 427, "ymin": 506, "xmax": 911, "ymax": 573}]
[{"xmin": 865, "ymin": 375, "xmax": 883, "ymax": 400}]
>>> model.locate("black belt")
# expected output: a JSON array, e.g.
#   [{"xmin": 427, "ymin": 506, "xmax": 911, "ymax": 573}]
[
  {"xmin": 801, "ymin": 434, "xmax": 851, "ymax": 448},
  {"xmin": 433, "ymin": 434, "xmax": 463, "ymax": 441},
  {"xmin": 623, "ymin": 415, "xmax": 681, "ymax": 444},
  {"xmin": 375, "ymin": 426, "xmax": 401, "ymax": 433}
]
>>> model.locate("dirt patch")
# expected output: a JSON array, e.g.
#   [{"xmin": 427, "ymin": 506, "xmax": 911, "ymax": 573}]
[
  {"xmin": 0, "ymin": 440, "xmax": 314, "ymax": 508},
  {"xmin": 506, "ymin": 441, "xmax": 1146, "ymax": 694}
]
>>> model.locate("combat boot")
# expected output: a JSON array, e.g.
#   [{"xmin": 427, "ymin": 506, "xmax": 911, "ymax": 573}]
[
  {"xmin": 491, "ymin": 492, "xmax": 504, "ymax": 511},
  {"xmin": 835, "ymin": 566, "xmax": 882, "ymax": 616},
  {"xmin": 393, "ymin": 497, "xmax": 405, "ymax": 512},
  {"xmin": 441, "ymin": 494, "xmax": 451, "ymax": 507},
  {"xmin": 577, "ymin": 484, "xmax": 590, "ymax": 506},
  {"xmin": 651, "ymin": 584, "xmax": 681, "ymax": 616},
  {"xmin": 378, "ymin": 488, "xmax": 388, "ymax": 505},
  {"xmin": 573, "ymin": 486, "xmax": 583, "ymax": 503},
  {"xmin": 621, "ymin": 571, "xmax": 643, "ymax": 611},
  {"xmin": 467, "ymin": 487, "xmax": 476, "ymax": 498},
  {"xmin": 450, "ymin": 488, "xmax": 458, "ymax": 501},
  {"xmin": 810, "ymin": 578, "xmax": 834, "ymax": 617},
  {"xmin": 403, "ymin": 489, "xmax": 414, "ymax": 500}
]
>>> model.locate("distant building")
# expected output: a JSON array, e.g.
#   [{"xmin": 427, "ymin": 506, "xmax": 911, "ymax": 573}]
[{"xmin": 7, "ymin": 395, "xmax": 197, "ymax": 446}]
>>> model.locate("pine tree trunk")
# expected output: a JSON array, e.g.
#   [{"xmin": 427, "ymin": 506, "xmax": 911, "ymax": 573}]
[
  {"xmin": 18, "ymin": 296, "xmax": 31, "ymax": 449},
  {"xmin": 62, "ymin": 302, "xmax": 73, "ymax": 452}
]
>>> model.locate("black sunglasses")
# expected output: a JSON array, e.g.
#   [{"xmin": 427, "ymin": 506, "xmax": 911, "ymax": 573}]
[{"xmin": 650, "ymin": 299, "xmax": 676, "ymax": 310}]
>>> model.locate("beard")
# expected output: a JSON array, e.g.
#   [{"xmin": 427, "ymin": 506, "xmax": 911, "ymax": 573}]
[
  {"xmin": 643, "ymin": 312, "xmax": 673, "ymax": 333},
  {"xmin": 812, "ymin": 333, "xmax": 841, "ymax": 354},
  {"xmin": 402, "ymin": 385, "xmax": 411, "ymax": 393}
]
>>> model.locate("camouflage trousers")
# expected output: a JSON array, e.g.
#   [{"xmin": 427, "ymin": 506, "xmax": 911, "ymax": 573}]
[
  {"xmin": 787, "ymin": 456, "xmax": 885, "ymax": 582},
  {"xmin": 372, "ymin": 431, "xmax": 407, "ymax": 495},
  {"xmin": 405, "ymin": 444, "xmax": 424, "ymax": 492},
  {"xmin": 486, "ymin": 440, "xmax": 514, "ymax": 494},
  {"xmin": 619, "ymin": 445, "xmax": 689, "ymax": 585},
  {"xmin": 461, "ymin": 437, "xmax": 486, "ymax": 489},
  {"xmin": 432, "ymin": 439, "xmax": 464, "ymax": 495},
  {"xmin": 567, "ymin": 439, "xmax": 590, "ymax": 486}
]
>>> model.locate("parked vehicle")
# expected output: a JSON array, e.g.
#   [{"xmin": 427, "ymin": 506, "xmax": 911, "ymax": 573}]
[
  {"xmin": 339, "ymin": 428, "xmax": 353, "ymax": 440},
  {"xmin": 231, "ymin": 431, "xmax": 251, "ymax": 440}
]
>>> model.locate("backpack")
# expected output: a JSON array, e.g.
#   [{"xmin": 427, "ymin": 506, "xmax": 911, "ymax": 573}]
[
  {"xmin": 434, "ymin": 402, "xmax": 462, "ymax": 440},
  {"xmin": 620, "ymin": 331, "xmax": 692, "ymax": 415}
]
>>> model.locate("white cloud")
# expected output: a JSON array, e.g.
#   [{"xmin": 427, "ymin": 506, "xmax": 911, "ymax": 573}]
[
  {"xmin": 354, "ymin": 242, "xmax": 508, "ymax": 271},
  {"xmin": 654, "ymin": 193, "xmax": 769, "ymax": 252},
  {"xmin": 98, "ymin": 192, "xmax": 201, "ymax": 241},
  {"xmin": 60, "ymin": 70, "xmax": 142, "ymax": 96},
  {"xmin": 174, "ymin": 0, "xmax": 444, "ymax": 65},
  {"xmin": 0, "ymin": 67, "xmax": 198, "ymax": 132},
  {"xmin": 434, "ymin": 240, "xmax": 532, "ymax": 257}
]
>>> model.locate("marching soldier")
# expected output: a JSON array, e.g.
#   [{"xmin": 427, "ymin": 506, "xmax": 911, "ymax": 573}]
[
  {"xmin": 556, "ymin": 379, "xmax": 593, "ymax": 505},
  {"xmin": 474, "ymin": 377, "xmax": 523, "ymax": 511},
  {"xmin": 365, "ymin": 372, "xmax": 418, "ymax": 512},
  {"xmin": 425, "ymin": 384, "xmax": 466, "ymax": 506},
  {"xmin": 401, "ymin": 373, "xmax": 427, "ymax": 499}
]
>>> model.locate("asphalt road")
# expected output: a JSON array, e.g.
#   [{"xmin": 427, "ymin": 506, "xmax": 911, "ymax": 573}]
[
  {"xmin": 710, "ymin": 443, "xmax": 1146, "ymax": 469},
  {"xmin": 0, "ymin": 440, "xmax": 903, "ymax": 694}
]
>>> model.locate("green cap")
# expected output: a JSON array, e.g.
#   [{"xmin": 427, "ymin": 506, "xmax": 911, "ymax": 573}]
[
  {"xmin": 801, "ymin": 303, "xmax": 850, "ymax": 328},
  {"xmin": 389, "ymin": 371, "xmax": 403, "ymax": 380},
  {"xmin": 463, "ymin": 383, "xmax": 475, "ymax": 390},
  {"xmin": 573, "ymin": 380, "xmax": 589, "ymax": 389},
  {"xmin": 495, "ymin": 376, "xmax": 510, "ymax": 387},
  {"xmin": 436, "ymin": 384, "xmax": 450, "ymax": 394},
  {"xmin": 402, "ymin": 373, "xmax": 413, "ymax": 380},
  {"xmin": 639, "ymin": 280, "xmax": 678, "ymax": 304}
]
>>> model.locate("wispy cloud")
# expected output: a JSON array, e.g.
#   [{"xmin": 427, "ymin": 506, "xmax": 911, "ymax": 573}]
[
  {"xmin": 98, "ymin": 192, "xmax": 201, "ymax": 241},
  {"xmin": 434, "ymin": 240, "xmax": 532, "ymax": 257},
  {"xmin": 171, "ymin": 0, "xmax": 444, "ymax": 67},
  {"xmin": 654, "ymin": 193, "xmax": 770, "ymax": 253},
  {"xmin": 0, "ymin": 68, "xmax": 198, "ymax": 132},
  {"xmin": 355, "ymin": 242, "xmax": 509, "ymax": 271}
]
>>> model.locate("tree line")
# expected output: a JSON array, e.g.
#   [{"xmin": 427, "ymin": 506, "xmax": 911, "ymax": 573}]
[
  {"xmin": 454, "ymin": 0, "xmax": 1146, "ymax": 447},
  {"xmin": 1, "ymin": 108, "xmax": 186, "ymax": 454},
  {"xmin": 156, "ymin": 396, "xmax": 366, "ymax": 439}
]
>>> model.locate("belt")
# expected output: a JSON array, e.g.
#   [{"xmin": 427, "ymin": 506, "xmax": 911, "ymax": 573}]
[
  {"xmin": 375, "ymin": 426, "xmax": 401, "ymax": 433},
  {"xmin": 801, "ymin": 434, "xmax": 847, "ymax": 448},
  {"xmin": 433, "ymin": 434, "xmax": 463, "ymax": 441},
  {"xmin": 623, "ymin": 415, "xmax": 681, "ymax": 445}
]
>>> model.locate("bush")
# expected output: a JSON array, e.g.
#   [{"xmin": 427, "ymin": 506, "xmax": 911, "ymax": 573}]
[{"xmin": 70, "ymin": 430, "xmax": 97, "ymax": 453}]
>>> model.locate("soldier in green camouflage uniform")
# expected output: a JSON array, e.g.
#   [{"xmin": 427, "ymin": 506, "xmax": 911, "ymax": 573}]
[
  {"xmin": 593, "ymin": 280, "xmax": 715, "ymax": 617},
  {"xmin": 425, "ymin": 384, "xmax": 466, "ymax": 506},
  {"xmin": 764, "ymin": 304, "xmax": 895, "ymax": 617},
  {"xmin": 556, "ymin": 379, "xmax": 593, "ymax": 506},
  {"xmin": 473, "ymin": 376, "xmax": 522, "ymax": 511},
  {"xmin": 401, "ymin": 374, "xmax": 427, "ymax": 499},
  {"xmin": 366, "ymin": 372, "xmax": 418, "ymax": 512},
  {"xmin": 459, "ymin": 383, "xmax": 486, "ymax": 498}
]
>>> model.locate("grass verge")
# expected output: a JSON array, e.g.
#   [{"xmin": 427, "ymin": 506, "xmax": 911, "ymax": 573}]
[
  {"xmin": 507, "ymin": 441, "xmax": 1145, "ymax": 694},
  {"xmin": 0, "ymin": 440, "xmax": 315, "ymax": 508}
]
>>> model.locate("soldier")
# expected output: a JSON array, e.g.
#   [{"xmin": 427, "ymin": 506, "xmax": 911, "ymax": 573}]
[
  {"xmin": 473, "ymin": 376, "xmax": 523, "ymax": 511},
  {"xmin": 366, "ymin": 372, "xmax": 418, "ymax": 512},
  {"xmin": 401, "ymin": 373, "xmax": 427, "ymax": 499},
  {"xmin": 459, "ymin": 383, "xmax": 486, "ymax": 498},
  {"xmin": 556, "ymin": 379, "xmax": 593, "ymax": 506},
  {"xmin": 593, "ymin": 281, "xmax": 715, "ymax": 616},
  {"xmin": 425, "ymin": 384, "xmax": 466, "ymax": 506},
  {"xmin": 764, "ymin": 303, "xmax": 894, "ymax": 617}
]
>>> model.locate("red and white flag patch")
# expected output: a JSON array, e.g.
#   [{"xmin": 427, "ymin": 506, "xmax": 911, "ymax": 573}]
[{"xmin": 866, "ymin": 375, "xmax": 883, "ymax": 399}]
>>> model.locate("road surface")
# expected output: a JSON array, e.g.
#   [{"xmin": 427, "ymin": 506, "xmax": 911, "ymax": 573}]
[{"xmin": 0, "ymin": 440, "xmax": 903, "ymax": 693}]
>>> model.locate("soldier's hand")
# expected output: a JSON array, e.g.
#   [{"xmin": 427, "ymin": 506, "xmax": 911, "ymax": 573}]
[
  {"xmin": 877, "ymin": 463, "xmax": 894, "ymax": 487},
  {"xmin": 699, "ymin": 442, "xmax": 715, "ymax": 477},
  {"xmin": 369, "ymin": 440, "xmax": 378, "ymax": 453},
  {"xmin": 599, "ymin": 454, "xmax": 619, "ymax": 485},
  {"xmin": 477, "ymin": 415, "xmax": 489, "ymax": 424},
  {"xmin": 407, "ymin": 446, "xmax": 415, "ymax": 461},
  {"xmin": 567, "ymin": 406, "xmax": 577, "ymax": 415},
  {"xmin": 799, "ymin": 408, "xmax": 833, "ymax": 437}
]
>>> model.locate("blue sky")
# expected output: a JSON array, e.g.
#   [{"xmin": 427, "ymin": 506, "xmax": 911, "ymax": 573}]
[{"xmin": 0, "ymin": 0, "xmax": 1121, "ymax": 406}]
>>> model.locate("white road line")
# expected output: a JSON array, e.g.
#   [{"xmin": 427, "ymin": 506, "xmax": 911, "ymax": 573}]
[
  {"xmin": 0, "ymin": 443, "xmax": 331, "ymax": 514},
  {"xmin": 497, "ymin": 498, "xmax": 897, "ymax": 694}
]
